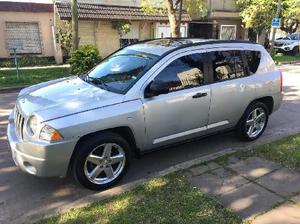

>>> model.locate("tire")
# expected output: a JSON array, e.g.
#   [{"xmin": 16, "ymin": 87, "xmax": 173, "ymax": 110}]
[
  {"xmin": 292, "ymin": 46, "xmax": 299, "ymax": 56},
  {"xmin": 236, "ymin": 101, "xmax": 269, "ymax": 141},
  {"xmin": 72, "ymin": 132, "xmax": 131, "ymax": 190}
]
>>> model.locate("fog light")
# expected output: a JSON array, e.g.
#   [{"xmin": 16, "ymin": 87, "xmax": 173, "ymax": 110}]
[{"xmin": 23, "ymin": 162, "xmax": 37, "ymax": 175}]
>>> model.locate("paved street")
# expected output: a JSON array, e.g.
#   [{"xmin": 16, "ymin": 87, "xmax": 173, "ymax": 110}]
[{"xmin": 0, "ymin": 64, "xmax": 300, "ymax": 224}]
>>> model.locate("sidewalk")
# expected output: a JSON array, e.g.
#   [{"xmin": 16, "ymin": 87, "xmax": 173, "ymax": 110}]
[{"xmin": 184, "ymin": 155, "xmax": 300, "ymax": 223}]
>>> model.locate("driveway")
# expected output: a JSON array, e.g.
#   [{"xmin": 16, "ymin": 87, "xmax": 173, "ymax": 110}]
[{"xmin": 0, "ymin": 64, "xmax": 300, "ymax": 224}]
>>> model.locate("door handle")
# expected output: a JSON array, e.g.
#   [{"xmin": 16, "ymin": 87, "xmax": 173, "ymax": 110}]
[{"xmin": 192, "ymin": 92, "xmax": 208, "ymax": 98}]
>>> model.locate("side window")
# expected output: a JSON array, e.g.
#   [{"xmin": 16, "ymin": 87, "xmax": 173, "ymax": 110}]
[
  {"xmin": 244, "ymin": 50, "xmax": 261, "ymax": 75},
  {"xmin": 153, "ymin": 53, "xmax": 205, "ymax": 92},
  {"xmin": 211, "ymin": 50, "xmax": 247, "ymax": 82}
]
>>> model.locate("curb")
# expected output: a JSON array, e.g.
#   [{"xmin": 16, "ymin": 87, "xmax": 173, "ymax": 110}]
[
  {"xmin": 0, "ymin": 86, "xmax": 27, "ymax": 94},
  {"xmin": 21, "ymin": 147, "xmax": 236, "ymax": 224}
]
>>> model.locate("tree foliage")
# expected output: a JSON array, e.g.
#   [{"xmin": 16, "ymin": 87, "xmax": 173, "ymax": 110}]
[
  {"xmin": 281, "ymin": 0, "xmax": 300, "ymax": 33},
  {"xmin": 57, "ymin": 21, "xmax": 72, "ymax": 57},
  {"xmin": 111, "ymin": 20, "xmax": 131, "ymax": 37},
  {"xmin": 237, "ymin": 0, "xmax": 300, "ymax": 34},
  {"xmin": 236, "ymin": 0, "xmax": 277, "ymax": 33},
  {"xmin": 141, "ymin": 0, "xmax": 206, "ymax": 37}
]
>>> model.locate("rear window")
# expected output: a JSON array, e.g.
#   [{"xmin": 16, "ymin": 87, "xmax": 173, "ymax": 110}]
[
  {"xmin": 210, "ymin": 50, "xmax": 247, "ymax": 82},
  {"xmin": 244, "ymin": 50, "xmax": 261, "ymax": 75}
]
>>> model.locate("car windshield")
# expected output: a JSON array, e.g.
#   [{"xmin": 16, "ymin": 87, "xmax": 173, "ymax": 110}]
[
  {"xmin": 85, "ymin": 50, "xmax": 159, "ymax": 94},
  {"xmin": 283, "ymin": 34, "xmax": 299, "ymax": 40}
]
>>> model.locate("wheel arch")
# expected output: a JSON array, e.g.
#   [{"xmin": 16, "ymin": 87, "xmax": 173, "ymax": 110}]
[{"xmin": 67, "ymin": 126, "xmax": 138, "ymax": 174}]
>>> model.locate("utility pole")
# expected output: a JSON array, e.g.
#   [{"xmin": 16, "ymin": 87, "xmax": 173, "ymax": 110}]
[
  {"xmin": 71, "ymin": 0, "xmax": 79, "ymax": 50},
  {"xmin": 270, "ymin": 0, "xmax": 282, "ymax": 53}
]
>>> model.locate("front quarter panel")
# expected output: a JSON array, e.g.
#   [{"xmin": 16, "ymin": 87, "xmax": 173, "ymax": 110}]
[{"xmin": 45, "ymin": 100, "xmax": 146, "ymax": 150}]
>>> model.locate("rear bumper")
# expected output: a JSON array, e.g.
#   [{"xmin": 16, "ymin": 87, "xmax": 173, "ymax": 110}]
[
  {"xmin": 273, "ymin": 92, "xmax": 284, "ymax": 113},
  {"xmin": 7, "ymin": 111, "xmax": 77, "ymax": 177}
]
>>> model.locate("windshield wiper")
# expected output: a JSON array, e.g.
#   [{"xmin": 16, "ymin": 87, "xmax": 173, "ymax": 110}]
[{"xmin": 85, "ymin": 75, "xmax": 109, "ymax": 90}]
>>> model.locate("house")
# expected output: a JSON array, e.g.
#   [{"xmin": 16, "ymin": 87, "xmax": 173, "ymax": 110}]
[
  {"xmin": 0, "ymin": 1, "xmax": 56, "ymax": 61},
  {"xmin": 189, "ymin": 0, "xmax": 246, "ymax": 40},
  {"xmin": 54, "ymin": 0, "xmax": 191, "ymax": 59}
]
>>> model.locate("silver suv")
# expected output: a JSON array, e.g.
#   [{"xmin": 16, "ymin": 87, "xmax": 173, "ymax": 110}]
[{"xmin": 7, "ymin": 39, "xmax": 283, "ymax": 190}]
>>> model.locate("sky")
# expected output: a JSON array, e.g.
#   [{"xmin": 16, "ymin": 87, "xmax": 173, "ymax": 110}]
[{"xmin": 0, "ymin": 0, "xmax": 53, "ymax": 3}]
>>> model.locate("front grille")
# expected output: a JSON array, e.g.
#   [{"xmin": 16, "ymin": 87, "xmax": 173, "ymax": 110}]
[
  {"xmin": 14, "ymin": 107, "xmax": 25, "ymax": 139},
  {"xmin": 275, "ymin": 43, "xmax": 284, "ymax": 47}
]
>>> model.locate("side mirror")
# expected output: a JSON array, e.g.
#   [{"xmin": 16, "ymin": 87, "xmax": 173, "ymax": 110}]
[{"xmin": 144, "ymin": 80, "xmax": 169, "ymax": 98}]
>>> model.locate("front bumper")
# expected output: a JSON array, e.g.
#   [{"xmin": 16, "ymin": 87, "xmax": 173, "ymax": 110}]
[
  {"xmin": 7, "ymin": 111, "xmax": 78, "ymax": 177},
  {"xmin": 274, "ymin": 45, "xmax": 293, "ymax": 53}
]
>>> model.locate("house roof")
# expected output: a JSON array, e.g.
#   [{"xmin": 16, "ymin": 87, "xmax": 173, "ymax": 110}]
[
  {"xmin": 0, "ymin": 1, "xmax": 53, "ymax": 12},
  {"xmin": 55, "ymin": 2, "xmax": 191, "ymax": 22}
]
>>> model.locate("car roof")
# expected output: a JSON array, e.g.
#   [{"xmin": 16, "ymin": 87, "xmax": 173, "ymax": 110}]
[{"xmin": 124, "ymin": 38, "xmax": 257, "ymax": 56}]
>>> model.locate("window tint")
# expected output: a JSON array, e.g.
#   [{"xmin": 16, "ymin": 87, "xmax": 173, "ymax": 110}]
[
  {"xmin": 244, "ymin": 50, "xmax": 261, "ymax": 74},
  {"xmin": 153, "ymin": 53, "xmax": 205, "ymax": 92},
  {"xmin": 211, "ymin": 50, "xmax": 247, "ymax": 82}
]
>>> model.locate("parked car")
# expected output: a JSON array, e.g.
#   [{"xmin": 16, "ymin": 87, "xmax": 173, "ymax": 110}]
[
  {"xmin": 274, "ymin": 33, "xmax": 300, "ymax": 55},
  {"xmin": 7, "ymin": 39, "xmax": 283, "ymax": 190}
]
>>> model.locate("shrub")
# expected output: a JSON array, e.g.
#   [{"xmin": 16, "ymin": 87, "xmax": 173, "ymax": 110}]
[
  {"xmin": 0, "ymin": 56, "xmax": 55, "ymax": 68},
  {"xmin": 69, "ymin": 45, "xmax": 102, "ymax": 75}
]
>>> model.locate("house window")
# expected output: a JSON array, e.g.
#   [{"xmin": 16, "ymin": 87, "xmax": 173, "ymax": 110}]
[
  {"xmin": 220, "ymin": 25, "xmax": 236, "ymax": 40},
  {"xmin": 120, "ymin": 39, "xmax": 139, "ymax": 48},
  {"xmin": 5, "ymin": 22, "xmax": 42, "ymax": 54}
]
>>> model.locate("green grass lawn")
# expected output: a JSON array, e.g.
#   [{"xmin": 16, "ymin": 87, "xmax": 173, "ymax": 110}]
[
  {"xmin": 37, "ymin": 174, "xmax": 242, "ymax": 224},
  {"xmin": 216, "ymin": 134, "xmax": 300, "ymax": 171},
  {"xmin": 0, "ymin": 67, "xmax": 71, "ymax": 88},
  {"xmin": 249, "ymin": 134, "xmax": 300, "ymax": 170},
  {"xmin": 274, "ymin": 53, "xmax": 300, "ymax": 64},
  {"xmin": 36, "ymin": 134, "xmax": 300, "ymax": 224}
]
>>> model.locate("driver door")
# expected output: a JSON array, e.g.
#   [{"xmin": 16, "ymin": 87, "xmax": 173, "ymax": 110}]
[{"xmin": 142, "ymin": 52, "xmax": 211, "ymax": 149}]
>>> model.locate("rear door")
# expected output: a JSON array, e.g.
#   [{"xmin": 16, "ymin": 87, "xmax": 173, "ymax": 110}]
[{"xmin": 206, "ymin": 49, "xmax": 256, "ymax": 133}]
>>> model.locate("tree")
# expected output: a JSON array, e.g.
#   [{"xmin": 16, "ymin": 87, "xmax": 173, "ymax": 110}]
[
  {"xmin": 71, "ymin": 0, "xmax": 79, "ymax": 50},
  {"xmin": 237, "ymin": 0, "xmax": 300, "ymax": 45},
  {"xmin": 142, "ymin": 0, "xmax": 206, "ymax": 37},
  {"xmin": 281, "ymin": 0, "xmax": 300, "ymax": 34},
  {"xmin": 236, "ymin": 0, "xmax": 277, "ymax": 44}
]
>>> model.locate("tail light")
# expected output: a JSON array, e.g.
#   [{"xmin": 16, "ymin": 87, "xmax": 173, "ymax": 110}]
[{"xmin": 280, "ymin": 71, "xmax": 283, "ymax": 93}]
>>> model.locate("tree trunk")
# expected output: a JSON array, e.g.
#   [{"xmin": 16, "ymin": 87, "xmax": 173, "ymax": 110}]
[
  {"xmin": 258, "ymin": 29, "xmax": 267, "ymax": 46},
  {"xmin": 71, "ymin": 0, "xmax": 79, "ymax": 50},
  {"xmin": 165, "ymin": 0, "xmax": 180, "ymax": 37}
]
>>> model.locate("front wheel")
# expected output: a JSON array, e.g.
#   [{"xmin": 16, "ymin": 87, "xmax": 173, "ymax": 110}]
[
  {"xmin": 236, "ymin": 102, "xmax": 269, "ymax": 141},
  {"xmin": 72, "ymin": 132, "xmax": 131, "ymax": 190},
  {"xmin": 292, "ymin": 46, "xmax": 299, "ymax": 56}
]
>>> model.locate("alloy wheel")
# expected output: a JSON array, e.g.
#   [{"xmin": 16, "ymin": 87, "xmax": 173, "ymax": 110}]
[
  {"xmin": 84, "ymin": 143, "xmax": 126, "ymax": 185},
  {"xmin": 245, "ymin": 107, "xmax": 266, "ymax": 138}
]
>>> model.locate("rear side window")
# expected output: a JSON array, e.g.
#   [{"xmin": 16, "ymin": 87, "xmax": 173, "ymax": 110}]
[
  {"xmin": 153, "ymin": 53, "xmax": 206, "ymax": 92},
  {"xmin": 244, "ymin": 50, "xmax": 261, "ymax": 75},
  {"xmin": 210, "ymin": 50, "xmax": 247, "ymax": 82}
]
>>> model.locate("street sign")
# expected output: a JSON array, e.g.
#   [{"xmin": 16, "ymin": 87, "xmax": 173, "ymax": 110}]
[{"xmin": 272, "ymin": 18, "xmax": 281, "ymax": 28}]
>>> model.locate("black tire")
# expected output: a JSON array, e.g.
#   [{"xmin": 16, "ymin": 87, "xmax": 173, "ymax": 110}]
[
  {"xmin": 72, "ymin": 132, "xmax": 131, "ymax": 190},
  {"xmin": 292, "ymin": 46, "xmax": 299, "ymax": 56},
  {"xmin": 236, "ymin": 101, "xmax": 269, "ymax": 141}
]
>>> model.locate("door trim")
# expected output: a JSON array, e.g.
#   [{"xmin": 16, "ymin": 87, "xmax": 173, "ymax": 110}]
[{"xmin": 153, "ymin": 120, "xmax": 229, "ymax": 144}]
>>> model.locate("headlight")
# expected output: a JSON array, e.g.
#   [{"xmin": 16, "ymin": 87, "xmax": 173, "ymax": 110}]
[
  {"xmin": 27, "ymin": 116, "xmax": 38, "ymax": 136},
  {"xmin": 39, "ymin": 125, "xmax": 63, "ymax": 142}
]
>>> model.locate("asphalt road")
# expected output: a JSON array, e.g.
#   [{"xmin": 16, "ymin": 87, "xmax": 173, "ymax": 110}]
[{"xmin": 0, "ymin": 64, "xmax": 300, "ymax": 224}]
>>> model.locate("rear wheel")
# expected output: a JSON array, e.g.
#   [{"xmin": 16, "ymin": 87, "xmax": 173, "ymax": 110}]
[
  {"xmin": 236, "ymin": 102, "xmax": 269, "ymax": 141},
  {"xmin": 72, "ymin": 132, "xmax": 131, "ymax": 190}
]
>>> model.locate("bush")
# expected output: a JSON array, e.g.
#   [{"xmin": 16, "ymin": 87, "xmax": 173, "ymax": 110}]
[{"xmin": 69, "ymin": 45, "xmax": 102, "ymax": 75}]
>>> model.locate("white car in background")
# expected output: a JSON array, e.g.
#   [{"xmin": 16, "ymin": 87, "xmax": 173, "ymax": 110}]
[{"xmin": 275, "ymin": 33, "xmax": 300, "ymax": 55}]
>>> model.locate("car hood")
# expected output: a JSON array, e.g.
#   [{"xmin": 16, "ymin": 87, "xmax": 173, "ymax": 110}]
[
  {"xmin": 16, "ymin": 76, "xmax": 125, "ymax": 121},
  {"xmin": 275, "ymin": 39, "xmax": 298, "ymax": 44}
]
